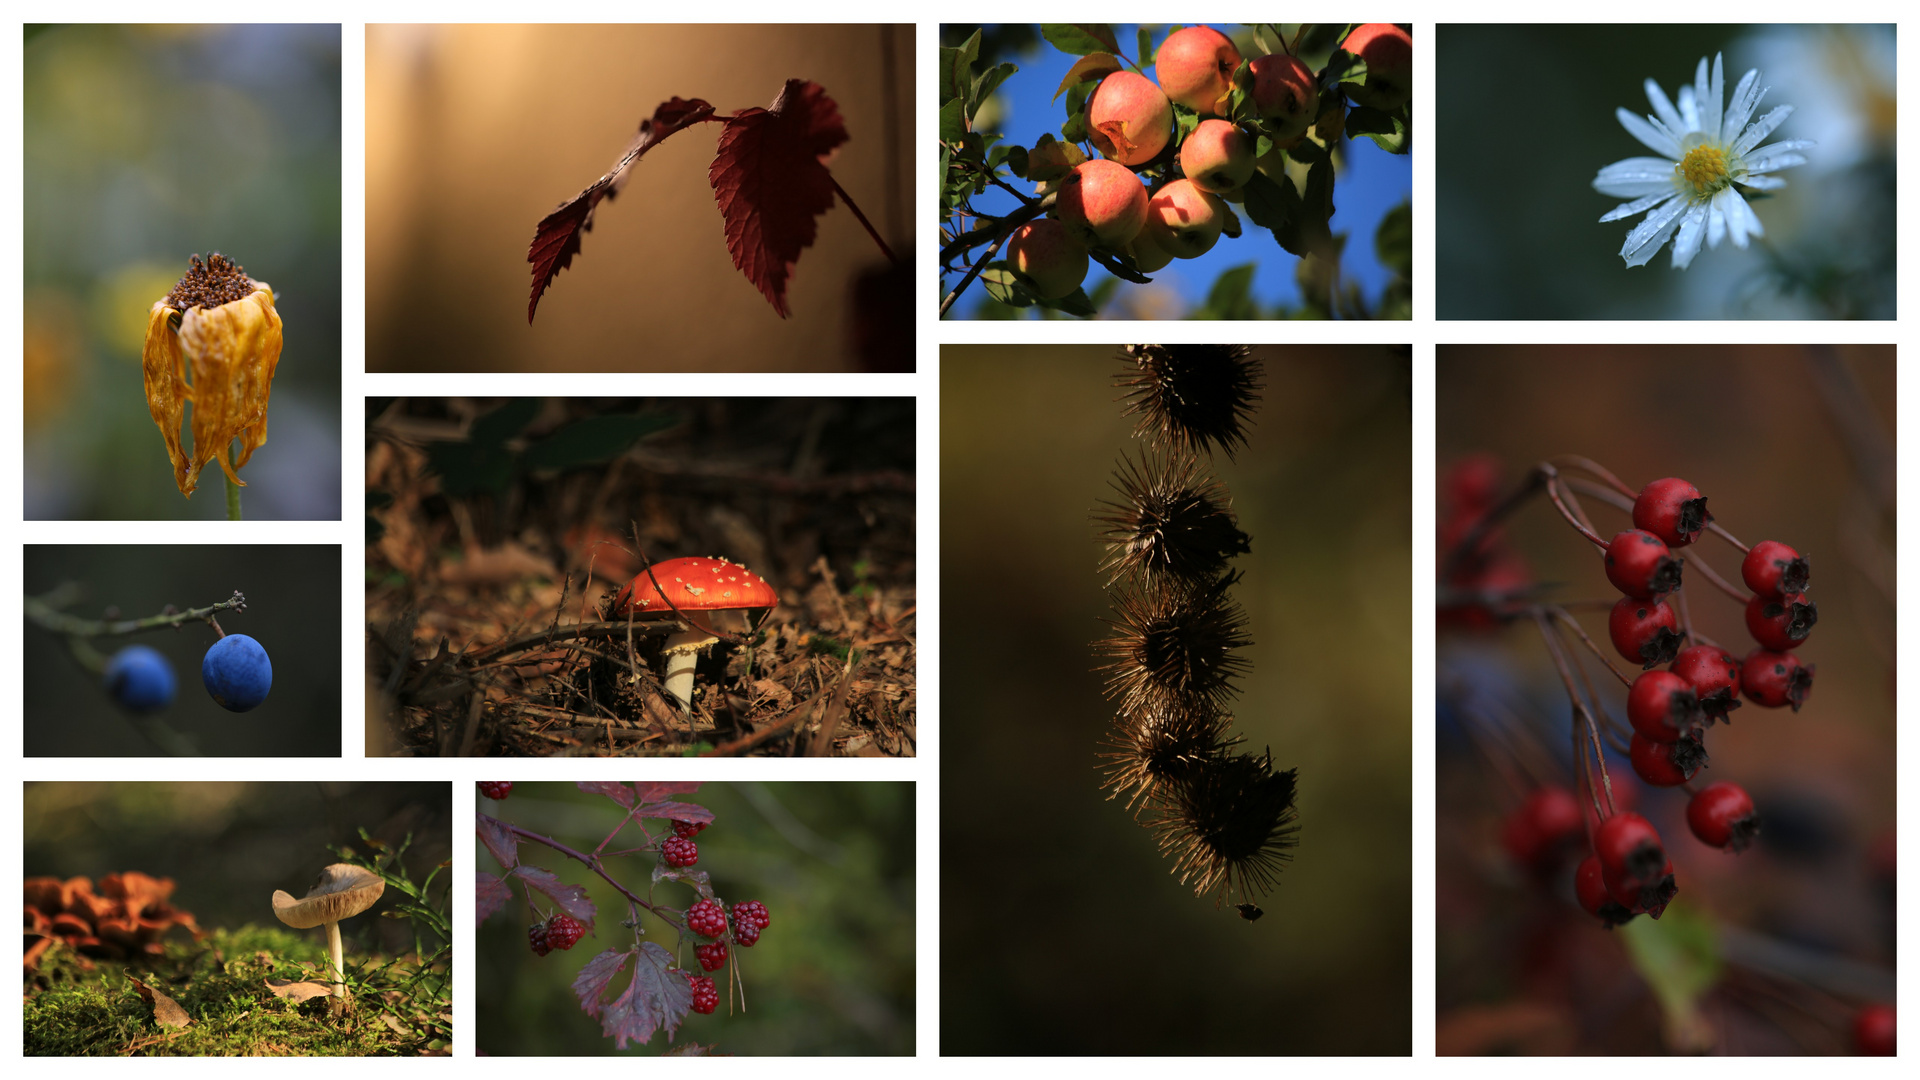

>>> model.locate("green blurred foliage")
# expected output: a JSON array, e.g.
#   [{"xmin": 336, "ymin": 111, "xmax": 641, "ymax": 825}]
[
  {"xmin": 940, "ymin": 345, "xmax": 1412, "ymax": 1054},
  {"xmin": 24, "ymin": 544, "xmax": 341, "ymax": 757},
  {"xmin": 24, "ymin": 24, "xmax": 342, "ymax": 519},
  {"xmin": 475, "ymin": 782, "xmax": 915, "ymax": 1055}
]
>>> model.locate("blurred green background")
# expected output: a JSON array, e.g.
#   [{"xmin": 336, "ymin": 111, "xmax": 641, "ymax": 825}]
[
  {"xmin": 475, "ymin": 782, "xmax": 915, "ymax": 1055},
  {"xmin": 941, "ymin": 345, "xmax": 1412, "ymax": 1054},
  {"xmin": 25, "ymin": 545, "xmax": 342, "ymax": 757},
  {"xmin": 25, "ymin": 782, "xmax": 449, "ymax": 951},
  {"xmin": 24, "ymin": 24, "xmax": 343, "ymax": 519},
  {"xmin": 1437, "ymin": 24, "xmax": 1894, "ymax": 319},
  {"xmin": 1435, "ymin": 347, "xmax": 1895, "ymax": 1053}
]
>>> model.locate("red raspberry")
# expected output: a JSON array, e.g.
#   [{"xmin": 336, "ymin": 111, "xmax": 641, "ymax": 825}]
[
  {"xmin": 545, "ymin": 914, "xmax": 586, "ymax": 950},
  {"xmin": 1686, "ymin": 782, "xmax": 1758, "ymax": 852},
  {"xmin": 686, "ymin": 972, "xmax": 718, "ymax": 1015},
  {"xmin": 1626, "ymin": 670, "xmax": 1702, "ymax": 742},
  {"xmin": 1603, "ymin": 530, "xmax": 1682, "ymax": 599},
  {"xmin": 686, "ymin": 899, "xmax": 728, "ymax": 938},
  {"xmin": 1853, "ymin": 1002, "xmax": 1896, "ymax": 1056},
  {"xmin": 1574, "ymin": 854, "xmax": 1636, "ymax": 928},
  {"xmin": 1741, "ymin": 541, "xmax": 1810, "ymax": 599},
  {"xmin": 1629, "ymin": 731, "xmax": 1707, "ymax": 787},
  {"xmin": 1605, "ymin": 855, "xmax": 1677, "ymax": 918},
  {"xmin": 1740, "ymin": 648, "xmax": 1814, "ymax": 711},
  {"xmin": 1631, "ymin": 477, "xmax": 1711, "ymax": 548},
  {"xmin": 731, "ymin": 900, "xmax": 770, "ymax": 931},
  {"xmin": 673, "ymin": 819, "xmax": 709, "ymax": 839},
  {"xmin": 661, "ymin": 835, "xmax": 699, "ymax": 868},
  {"xmin": 1746, "ymin": 593, "xmax": 1817, "ymax": 651},
  {"xmin": 1500, "ymin": 787, "xmax": 1584, "ymax": 872},
  {"xmin": 478, "ymin": 781, "xmax": 513, "ymax": 800},
  {"xmin": 1593, "ymin": 812, "xmax": 1671, "ymax": 913},
  {"xmin": 1608, "ymin": 597, "xmax": 1683, "ymax": 669},
  {"xmin": 1669, "ymin": 645, "xmax": 1742, "ymax": 724},
  {"xmin": 735, "ymin": 920, "xmax": 761, "ymax": 947},
  {"xmin": 695, "ymin": 940, "xmax": 727, "ymax": 971},
  {"xmin": 528, "ymin": 921, "xmax": 552, "ymax": 956}
]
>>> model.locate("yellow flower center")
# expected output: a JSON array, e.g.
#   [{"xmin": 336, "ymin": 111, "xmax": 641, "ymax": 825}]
[{"xmin": 1677, "ymin": 144, "xmax": 1732, "ymax": 198}]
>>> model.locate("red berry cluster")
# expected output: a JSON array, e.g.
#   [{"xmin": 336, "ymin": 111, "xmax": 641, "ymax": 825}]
[
  {"xmin": 661, "ymin": 835, "xmax": 699, "ymax": 868},
  {"xmin": 672, "ymin": 819, "xmax": 708, "ymax": 839},
  {"xmin": 686, "ymin": 899, "xmax": 728, "ymax": 938},
  {"xmin": 731, "ymin": 900, "xmax": 770, "ymax": 949},
  {"xmin": 478, "ymin": 781, "xmax": 514, "ymax": 800},
  {"xmin": 1501, "ymin": 787, "xmax": 1584, "ymax": 875},
  {"xmin": 685, "ymin": 972, "xmax": 718, "ymax": 1015},
  {"xmin": 695, "ymin": 940, "xmax": 727, "ymax": 971},
  {"xmin": 528, "ymin": 920, "xmax": 551, "ymax": 956},
  {"xmin": 544, "ymin": 913, "xmax": 586, "ymax": 951}
]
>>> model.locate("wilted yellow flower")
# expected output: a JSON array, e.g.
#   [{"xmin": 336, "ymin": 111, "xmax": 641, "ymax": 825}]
[{"xmin": 141, "ymin": 253, "xmax": 282, "ymax": 498}]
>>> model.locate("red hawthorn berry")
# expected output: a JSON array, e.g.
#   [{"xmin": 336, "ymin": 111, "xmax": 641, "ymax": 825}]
[
  {"xmin": 1746, "ymin": 593, "xmax": 1818, "ymax": 651},
  {"xmin": 1630, "ymin": 731, "xmax": 1707, "ymax": 787},
  {"xmin": 545, "ymin": 914, "xmax": 586, "ymax": 950},
  {"xmin": 1608, "ymin": 597, "xmax": 1684, "ymax": 668},
  {"xmin": 1626, "ymin": 669, "xmax": 1703, "ymax": 742},
  {"xmin": 1740, "ymin": 648, "xmax": 1814, "ymax": 710},
  {"xmin": 1575, "ymin": 853, "xmax": 1637, "ymax": 928},
  {"xmin": 1603, "ymin": 529, "xmax": 1683, "ymax": 599},
  {"xmin": 686, "ymin": 972, "xmax": 719, "ymax": 1015},
  {"xmin": 1687, "ymin": 782, "xmax": 1759, "ymax": 852},
  {"xmin": 1853, "ymin": 1002, "xmax": 1896, "ymax": 1056},
  {"xmin": 1632, "ymin": 477, "xmax": 1712, "ymax": 547},
  {"xmin": 673, "ymin": 819, "xmax": 708, "ymax": 839},
  {"xmin": 1593, "ymin": 812, "xmax": 1667, "ymax": 891},
  {"xmin": 478, "ymin": 781, "xmax": 513, "ymax": 800},
  {"xmin": 1501, "ymin": 787, "xmax": 1585, "ymax": 872},
  {"xmin": 1605, "ymin": 855, "xmax": 1677, "ymax": 918},
  {"xmin": 1669, "ymin": 644, "xmax": 1743, "ymax": 724},
  {"xmin": 528, "ymin": 921, "xmax": 552, "ymax": 956},
  {"xmin": 661, "ymin": 835, "xmax": 699, "ymax": 868},
  {"xmin": 1443, "ymin": 453, "xmax": 1505, "ymax": 516},
  {"xmin": 695, "ymin": 940, "xmax": 727, "ymax": 971},
  {"xmin": 1741, "ymin": 541, "xmax": 1810, "ymax": 599}
]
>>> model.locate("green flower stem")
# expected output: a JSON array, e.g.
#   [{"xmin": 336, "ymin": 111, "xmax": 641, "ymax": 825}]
[{"xmin": 225, "ymin": 439, "xmax": 242, "ymax": 520}]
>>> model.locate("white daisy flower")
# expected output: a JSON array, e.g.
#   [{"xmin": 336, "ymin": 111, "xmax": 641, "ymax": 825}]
[{"xmin": 1593, "ymin": 53, "xmax": 1815, "ymax": 269}]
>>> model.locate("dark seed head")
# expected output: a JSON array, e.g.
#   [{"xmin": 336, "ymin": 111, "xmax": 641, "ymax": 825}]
[
  {"xmin": 1093, "ymin": 451, "xmax": 1250, "ymax": 587},
  {"xmin": 164, "ymin": 252, "xmax": 254, "ymax": 312},
  {"xmin": 1115, "ymin": 344, "xmax": 1264, "ymax": 460}
]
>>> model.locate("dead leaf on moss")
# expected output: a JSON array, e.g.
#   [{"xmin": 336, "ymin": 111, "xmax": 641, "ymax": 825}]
[
  {"xmin": 265, "ymin": 978, "xmax": 333, "ymax": 1003},
  {"xmin": 129, "ymin": 976, "xmax": 192, "ymax": 1028},
  {"xmin": 379, "ymin": 1013, "xmax": 411, "ymax": 1036}
]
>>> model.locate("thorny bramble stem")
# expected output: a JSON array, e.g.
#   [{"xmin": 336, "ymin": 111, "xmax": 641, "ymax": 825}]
[{"xmin": 506, "ymin": 823, "xmax": 667, "ymax": 920}]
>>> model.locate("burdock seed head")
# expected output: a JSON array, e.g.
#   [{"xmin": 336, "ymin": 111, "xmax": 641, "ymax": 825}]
[
  {"xmin": 1093, "ymin": 573, "xmax": 1253, "ymax": 719},
  {"xmin": 1094, "ymin": 450, "xmax": 1250, "ymax": 588},
  {"xmin": 1154, "ymin": 749, "xmax": 1300, "ymax": 903},
  {"xmin": 1115, "ymin": 344, "xmax": 1264, "ymax": 460}
]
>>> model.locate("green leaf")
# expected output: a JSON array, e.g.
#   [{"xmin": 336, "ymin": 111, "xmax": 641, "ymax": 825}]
[
  {"xmin": 1346, "ymin": 105, "xmax": 1408, "ymax": 154},
  {"xmin": 471, "ymin": 398, "xmax": 540, "ymax": 446},
  {"xmin": 521, "ymin": 413, "xmax": 679, "ymax": 473},
  {"xmin": 972, "ymin": 62, "xmax": 1017, "ymax": 121},
  {"xmin": 425, "ymin": 399, "xmax": 539, "ymax": 497},
  {"xmin": 1219, "ymin": 204, "xmax": 1243, "ymax": 240},
  {"xmin": 939, "ymin": 98, "xmax": 967, "ymax": 142},
  {"xmin": 1053, "ymin": 53, "xmax": 1121, "ymax": 102},
  {"xmin": 1238, "ymin": 171, "xmax": 1293, "ymax": 235},
  {"xmin": 980, "ymin": 265, "xmax": 1033, "ymax": 308},
  {"xmin": 1137, "ymin": 27, "xmax": 1157, "ymax": 66},
  {"xmin": 1003, "ymin": 143, "xmax": 1030, "ymax": 179},
  {"xmin": 1048, "ymin": 287, "xmax": 1098, "ymax": 318},
  {"xmin": 939, "ymin": 30, "xmax": 982, "ymax": 104},
  {"xmin": 1041, "ymin": 24, "xmax": 1120, "ymax": 57},
  {"xmin": 1375, "ymin": 200, "xmax": 1412, "ymax": 276},
  {"xmin": 1619, "ymin": 903, "xmax": 1721, "ymax": 1053},
  {"xmin": 1198, "ymin": 263, "xmax": 1258, "ymax": 320}
]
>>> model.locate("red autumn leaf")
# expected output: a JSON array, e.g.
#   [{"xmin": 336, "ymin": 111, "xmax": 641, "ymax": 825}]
[
  {"xmin": 708, "ymin": 79, "xmax": 849, "ymax": 318},
  {"xmin": 631, "ymin": 781, "xmax": 703, "ymax": 803},
  {"xmin": 476, "ymin": 812, "xmax": 518, "ymax": 870},
  {"xmin": 575, "ymin": 781, "xmax": 638, "ymax": 809},
  {"xmin": 632, "ymin": 800, "xmax": 711, "ymax": 825},
  {"xmin": 571, "ymin": 942, "xmax": 692, "ymax": 1050},
  {"xmin": 511, "ymin": 865, "xmax": 596, "ymax": 925},
  {"xmin": 475, "ymin": 872, "xmax": 512, "ymax": 925},
  {"xmin": 525, "ymin": 96, "xmax": 717, "ymax": 323}
]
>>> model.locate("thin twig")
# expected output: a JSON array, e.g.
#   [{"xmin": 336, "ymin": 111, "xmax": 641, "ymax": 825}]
[
  {"xmin": 829, "ymin": 175, "xmax": 899, "ymax": 266},
  {"xmin": 26, "ymin": 589, "xmax": 248, "ymax": 638}
]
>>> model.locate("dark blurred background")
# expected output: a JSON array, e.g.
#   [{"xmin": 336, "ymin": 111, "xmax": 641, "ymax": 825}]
[
  {"xmin": 475, "ymin": 781, "xmax": 915, "ymax": 1055},
  {"xmin": 941, "ymin": 345, "xmax": 1412, "ymax": 1054},
  {"xmin": 365, "ymin": 25, "xmax": 913, "ymax": 372},
  {"xmin": 23, "ymin": 24, "xmax": 343, "ymax": 519},
  {"xmin": 24, "ymin": 782, "xmax": 449, "ymax": 959},
  {"xmin": 25, "ymin": 545, "xmax": 342, "ymax": 757},
  {"xmin": 1437, "ymin": 24, "xmax": 1894, "ymax": 319},
  {"xmin": 1436, "ymin": 346, "xmax": 1895, "ymax": 1053}
]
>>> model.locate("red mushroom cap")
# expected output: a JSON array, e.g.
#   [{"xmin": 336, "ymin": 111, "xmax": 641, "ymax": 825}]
[{"xmin": 611, "ymin": 556, "xmax": 780, "ymax": 619}]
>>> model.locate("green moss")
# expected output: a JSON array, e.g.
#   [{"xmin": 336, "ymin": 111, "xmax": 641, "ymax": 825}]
[{"xmin": 24, "ymin": 926, "xmax": 450, "ymax": 1056}]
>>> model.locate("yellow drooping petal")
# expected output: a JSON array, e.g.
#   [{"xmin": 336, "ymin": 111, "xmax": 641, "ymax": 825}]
[
  {"xmin": 141, "ymin": 300, "xmax": 196, "ymax": 495},
  {"xmin": 178, "ymin": 284, "xmax": 283, "ymax": 490}
]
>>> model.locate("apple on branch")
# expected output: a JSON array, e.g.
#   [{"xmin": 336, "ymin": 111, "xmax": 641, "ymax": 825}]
[
  {"xmin": 1055, "ymin": 159, "xmax": 1149, "ymax": 250},
  {"xmin": 1180, "ymin": 119, "xmax": 1256, "ymax": 195},
  {"xmin": 1088, "ymin": 71, "xmax": 1172, "ymax": 166},
  {"xmin": 1249, "ymin": 54, "xmax": 1318, "ymax": 144},
  {"xmin": 1006, "ymin": 219, "xmax": 1090, "ymax": 299},
  {"xmin": 1155, "ymin": 26, "xmax": 1242, "ymax": 116},
  {"xmin": 1144, "ymin": 178, "xmax": 1229, "ymax": 260}
]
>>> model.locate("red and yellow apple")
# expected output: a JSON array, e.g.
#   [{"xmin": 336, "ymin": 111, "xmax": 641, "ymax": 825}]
[
  {"xmin": 1088, "ymin": 71, "xmax": 1172, "ymax": 166},
  {"xmin": 1006, "ymin": 219, "xmax": 1090, "ymax": 299},
  {"xmin": 1054, "ymin": 159, "xmax": 1149, "ymax": 249},
  {"xmin": 1127, "ymin": 227, "xmax": 1176, "ymax": 272},
  {"xmin": 1154, "ymin": 26, "xmax": 1241, "ymax": 116},
  {"xmin": 1341, "ymin": 24, "xmax": 1411, "ymax": 111},
  {"xmin": 1144, "ymin": 178, "xmax": 1229, "ymax": 260},
  {"xmin": 1250, "ymin": 54, "xmax": 1318, "ymax": 143},
  {"xmin": 1180, "ymin": 119, "xmax": 1256, "ymax": 195}
]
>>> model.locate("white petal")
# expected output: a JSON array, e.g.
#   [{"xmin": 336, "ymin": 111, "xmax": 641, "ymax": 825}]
[
  {"xmin": 1621, "ymin": 195, "xmax": 1688, "ymax": 267},
  {"xmin": 1740, "ymin": 174, "xmax": 1787, "ymax": 191},
  {"xmin": 1594, "ymin": 156, "xmax": 1680, "ymax": 197},
  {"xmin": 1644, "ymin": 77, "xmax": 1686, "ymax": 134},
  {"xmin": 1707, "ymin": 201, "xmax": 1726, "ymax": 248},
  {"xmin": 1678, "ymin": 85, "xmax": 1699, "ymax": 131},
  {"xmin": 1704, "ymin": 54, "xmax": 1725, "ymax": 140},
  {"xmin": 1600, "ymin": 191, "xmax": 1671, "ymax": 222},
  {"xmin": 1734, "ymin": 105, "xmax": 1794, "ymax": 155},
  {"xmin": 1715, "ymin": 189, "xmax": 1761, "ymax": 248},
  {"xmin": 1722, "ymin": 71, "xmax": 1765, "ymax": 142},
  {"xmin": 1671, "ymin": 205, "xmax": 1709, "ymax": 269},
  {"xmin": 1744, "ymin": 140, "xmax": 1814, "ymax": 173},
  {"xmin": 1616, "ymin": 107, "xmax": 1682, "ymax": 158}
]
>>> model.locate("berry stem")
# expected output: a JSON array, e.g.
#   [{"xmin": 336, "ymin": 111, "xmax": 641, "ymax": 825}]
[
  {"xmin": 1533, "ymin": 610, "xmax": 1616, "ymax": 815},
  {"xmin": 1547, "ymin": 455, "xmax": 1638, "ymax": 499},
  {"xmin": 1545, "ymin": 474, "xmax": 1609, "ymax": 549},
  {"xmin": 1705, "ymin": 521, "xmax": 1750, "ymax": 554},
  {"xmin": 24, "ymin": 587, "xmax": 248, "ymax": 639},
  {"xmin": 1544, "ymin": 606, "xmax": 1632, "ymax": 688},
  {"xmin": 1683, "ymin": 548, "xmax": 1751, "ymax": 603},
  {"xmin": 1437, "ymin": 465, "xmax": 1550, "ymax": 584}
]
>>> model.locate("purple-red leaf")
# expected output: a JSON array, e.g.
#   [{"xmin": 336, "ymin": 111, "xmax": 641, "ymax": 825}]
[
  {"xmin": 708, "ymin": 79, "xmax": 849, "ymax": 318},
  {"xmin": 526, "ymin": 97, "xmax": 717, "ymax": 323},
  {"xmin": 632, "ymin": 782, "xmax": 703, "ymax": 803},
  {"xmin": 571, "ymin": 942, "xmax": 692, "ymax": 1050},
  {"xmin": 476, "ymin": 872, "xmax": 511, "ymax": 926},
  {"xmin": 576, "ymin": 782, "xmax": 637, "ymax": 809},
  {"xmin": 632, "ymin": 800, "xmax": 712, "ymax": 825},
  {"xmin": 512, "ymin": 865, "xmax": 596, "ymax": 925},
  {"xmin": 476, "ymin": 812, "xmax": 519, "ymax": 870}
]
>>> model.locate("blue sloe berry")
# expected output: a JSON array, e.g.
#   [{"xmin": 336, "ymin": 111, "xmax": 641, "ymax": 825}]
[
  {"xmin": 202, "ymin": 634, "xmax": 272, "ymax": 712},
  {"xmin": 104, "ymin": 645, "xmax": 176, "ymax": 713}
]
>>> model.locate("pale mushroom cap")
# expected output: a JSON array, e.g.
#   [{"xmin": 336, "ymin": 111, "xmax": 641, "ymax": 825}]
[{"xmin": 271, "ymin": 863, "xmax": 386, "ymax": 929}]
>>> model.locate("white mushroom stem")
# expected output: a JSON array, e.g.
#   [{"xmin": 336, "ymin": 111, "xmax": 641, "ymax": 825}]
[
  {"xmin": 324, "ymin": 920, "xmax": 345, "ymax": 1000},
  {"xmin": 662, "ymin": 627, "xmax": 718, "ymax": 712}
]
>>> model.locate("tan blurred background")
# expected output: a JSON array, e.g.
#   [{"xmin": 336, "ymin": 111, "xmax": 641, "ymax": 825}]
[{"xmin": 366, "ymin": 24, "xmax": 913, "ymax": 372}]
